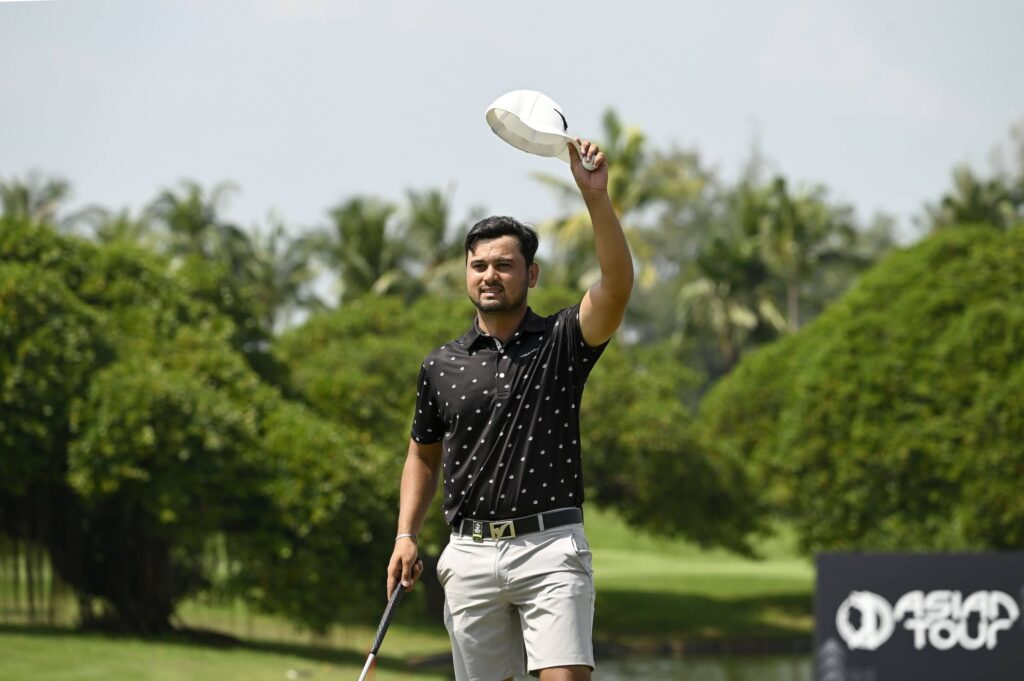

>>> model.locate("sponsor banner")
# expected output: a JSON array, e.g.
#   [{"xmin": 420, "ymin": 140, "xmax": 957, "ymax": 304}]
[{"xmin": 816, "ymin": 552, "xmax": 1024, "ymax": 681}]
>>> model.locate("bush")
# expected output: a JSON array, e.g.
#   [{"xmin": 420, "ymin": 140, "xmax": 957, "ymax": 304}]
[{"xmin": 700, "ymin": 225, "xmax": 1024, "ymax": 552}]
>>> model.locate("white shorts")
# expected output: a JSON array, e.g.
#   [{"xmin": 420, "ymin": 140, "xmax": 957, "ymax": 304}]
[{"xmin": 436, "ymin": 522, "xmax": 595, "ymax": 681}]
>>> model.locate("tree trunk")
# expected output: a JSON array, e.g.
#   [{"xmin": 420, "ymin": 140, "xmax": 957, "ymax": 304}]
[
  {"xmin": 787, "ymin": 280, "xmax": 800, "ymax": 332},
  {"xmin": 33, "ymin": 484, "xmax": 193, "ymax": 635},
  {"xmin": 26, "ymin": 541, "xmax": 37, "ymax": 622}
]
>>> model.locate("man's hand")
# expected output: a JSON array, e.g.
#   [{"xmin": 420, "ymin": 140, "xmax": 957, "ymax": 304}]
[
  {"xmin": 568, "ymin": 138, "xmax": 608, "ymax": 197},
  {"xmin": 387, "ymin": 537, "xmax": 424, "ymax": 600}
]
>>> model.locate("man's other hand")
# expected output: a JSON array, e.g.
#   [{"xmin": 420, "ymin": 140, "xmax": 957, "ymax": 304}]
[{"xmin": 387, "ymin": 537, "xmax": 423, "ymax": 600}]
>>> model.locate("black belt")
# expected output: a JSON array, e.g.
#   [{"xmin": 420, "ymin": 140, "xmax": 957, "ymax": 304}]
[{"xmin": 456, "ymin": 507, "xmax": 583, "ymax": 542}]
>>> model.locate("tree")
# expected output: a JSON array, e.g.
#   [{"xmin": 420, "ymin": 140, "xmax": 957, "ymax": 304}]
[
  {"xmin": 0, "ymin": 172, "xmax": 71, "ymax": 227},
  {"xmin": 273, "ymin": 293, "xmax": 475, "ymax": 616},
  {"xmin": 663, "ymin": 164, "xmax": 893, "ymax": 386},
  {"xmin": 660, "ymin": 170, "xmax": 788, "ymax": 385},
  {"xmin": 403, "ymin": 187, "xmax": 481, "ymax": 297},
  {"xmin": 146, "ymin": 180, "xmax": 283, "ymax": 381},
  {"xmin": 0, "ymin": 217, "xmax": 406, "ymax": 633},
  {"xmin": 699, "ymin": 225, "xmax": 1024, "ymax": 552},
  {"xmin": 926, "ymin": 165, "xmax": 1023, "ymax": 230},
  {"xmin": 317, "ymin": 196, "xmax": 414, "ymax": 303},
  {"xmin": 73, "ymin": 204, "xmax": 157, "ymax": 248},
  {"xmin": 147, "ymin": 180, "xmax": 241, "ymax": 260},
  {"xmin": 582, "ymin": 342, "xmax": 761, "ymax": 554},
  {"xmin": 314, "ymin": 188, "xmax": 485, "ymax": 306},
  {"xmin": 925, "ymin": 120, "xmax": 1024, "ymax": 231},
  {"xmin": 532, "ymin": 109, "xmax": 667, "ymax": 291},
  {"xmin": 238, "ymin": 213, "xmax": 324, "ymax": 334}
]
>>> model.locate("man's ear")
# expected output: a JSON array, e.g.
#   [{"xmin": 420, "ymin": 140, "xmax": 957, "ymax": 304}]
[{"xmin": 528, "ymin": 262, "xmax": 540, "ymax": 288}]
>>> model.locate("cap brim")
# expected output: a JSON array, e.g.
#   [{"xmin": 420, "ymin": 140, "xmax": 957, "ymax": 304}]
[{"xmin": 487, "ymin": 107, "xmax": 577, "ymax": 163}]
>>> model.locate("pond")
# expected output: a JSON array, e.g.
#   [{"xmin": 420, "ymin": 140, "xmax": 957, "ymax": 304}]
[{"xmin": 593, "ymin": 654, "xmax": 812, "ymax": 680}]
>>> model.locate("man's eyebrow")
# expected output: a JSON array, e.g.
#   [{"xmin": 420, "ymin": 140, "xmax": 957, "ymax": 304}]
[{"xmin": 470, "ymin": 256, "xmax": 516, "ymax": 264}]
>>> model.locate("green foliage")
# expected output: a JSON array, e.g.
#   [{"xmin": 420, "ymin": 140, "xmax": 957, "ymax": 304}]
[
  {"xmin": 224, "ymin": 400, "xmax": 395, "ymax": 631},
  {"xmin": 0, "ymin": 173, "xmax": 71, "ymax": 227},
  {"xmin": 700, "ymin": 225, "xmax": 1024, "ymax": 552},
  {"xmin": 143, "ymin": 180, "xmax": 292, "ymax": 383},
  {"xmin": 12, "ymin": 116, "xmax": 1018, "ymax": 636},
  {"xmin": 0, "ymin": 218, "xmax": 411, "ymax": 633},
  {"xmin": 924, "ymin": 121, "xmax": 1024, "ymax": 231},
  {"xmin": 583, "ymin": 343, "xmax": 761, "ymax": 554},
  {"xmin": 0, "ymin": 262, "xmax": 101, "ymax": 491},
  {"xmin": 275, "ymin": 293, "xmax": 481, "ymax": 564}
]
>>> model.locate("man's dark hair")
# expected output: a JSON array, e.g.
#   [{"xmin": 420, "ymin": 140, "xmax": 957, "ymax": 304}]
[{"xmin": 464, "ymin": 216, "xmax": 540, "ymax": 267}]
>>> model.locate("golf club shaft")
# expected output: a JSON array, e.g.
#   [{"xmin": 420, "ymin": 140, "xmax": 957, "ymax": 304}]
[
  {"xmin": 356, "ymin": 653, "xmax": 376, "ymax": 681},
  {"xmin": 371, "ymin": 585, "xmax": 404, "ymax": 654},
  {"xmin": 355, "ymin": 587, "xmax": 405, "ymax": 681}
]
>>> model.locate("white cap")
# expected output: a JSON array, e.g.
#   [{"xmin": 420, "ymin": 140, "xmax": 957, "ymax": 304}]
[{"xmin": 485, "ymin": 90, "xmax": 586, "ymax": 165}]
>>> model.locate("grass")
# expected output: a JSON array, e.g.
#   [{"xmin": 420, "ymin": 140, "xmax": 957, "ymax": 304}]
[
  {"xmin": 0, "ymin": 506, "xmax": 815, "ymax": 679},
  {"xmin": 585, "ymin": 506, "xmax": 814, "ymax": 641},
  {"xmin": 586, "ymin": 507, "xmax": 813, "ymax": 640},
  {"xmin": 0, "ymin": 625, "xmax": 448, "ymax": 681}
]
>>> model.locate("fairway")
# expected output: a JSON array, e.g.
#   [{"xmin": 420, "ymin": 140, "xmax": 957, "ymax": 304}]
[
  {"xmin": 0, "ymin": 627, "xmax": 448, "ymax": 681},
  {"xmin": 0, "ymin": 507, "xmax": 814, "ymax": 680},
  {"xmin": 587, "ymin": 507, "xmax": 814, "ymax": 641}
]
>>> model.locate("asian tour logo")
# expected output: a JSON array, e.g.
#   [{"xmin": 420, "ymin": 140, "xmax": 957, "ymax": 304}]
[{"xmin": 836, "ymin": 590, "xmax": 1020, "ymax": 651}]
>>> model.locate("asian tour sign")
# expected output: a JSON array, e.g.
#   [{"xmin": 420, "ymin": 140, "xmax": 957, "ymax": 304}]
[{"xmin": 816, "ymin": 553, "xmax": 1024, "ymax": 681}]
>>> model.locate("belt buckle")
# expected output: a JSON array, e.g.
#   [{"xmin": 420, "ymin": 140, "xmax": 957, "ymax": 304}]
[
  {"xmin": 471, "ymin": 521, "xmax": 484, "ymax": 543},
  {"xmin": 490, "ymin": 520, "xmax": 516, "ymax": 540}
]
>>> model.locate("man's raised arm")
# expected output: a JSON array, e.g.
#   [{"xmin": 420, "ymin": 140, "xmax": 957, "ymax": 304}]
[{"xmin": 569, "ymin": 140, "xmax": 634, "ymax": 347}]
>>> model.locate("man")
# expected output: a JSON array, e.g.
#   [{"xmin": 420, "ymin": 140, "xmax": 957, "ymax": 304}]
[{"xmin": 387, "ymin": 138, "xmax": 633, "ymax": 681}]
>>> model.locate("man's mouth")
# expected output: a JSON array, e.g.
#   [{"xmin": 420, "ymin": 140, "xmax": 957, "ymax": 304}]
[{"xmin": 481, "ymin": 287, "xmax": 503, "ymax": 296}]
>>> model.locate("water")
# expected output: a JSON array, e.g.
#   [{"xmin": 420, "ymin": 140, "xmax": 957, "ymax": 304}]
[{"xmin": 595, "ymin": 654, "xmax": 812, "ymax": 680}]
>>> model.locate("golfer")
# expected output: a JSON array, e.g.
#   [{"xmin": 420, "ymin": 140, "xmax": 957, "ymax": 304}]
[{"xmin": 387, "ymin": 138, "xmax": 633, "ymax": 681}]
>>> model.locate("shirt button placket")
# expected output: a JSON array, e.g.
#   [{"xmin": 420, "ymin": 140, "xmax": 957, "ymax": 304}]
[{"xmin": 495, "ymin": 338, "xmax": 511, "ymax": 399}]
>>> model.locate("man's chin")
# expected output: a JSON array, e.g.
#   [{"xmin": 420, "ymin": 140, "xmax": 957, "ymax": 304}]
[
  {"xmin": 473, "ymin": 299, "xmax": 508, "ymax": 312},
  {"xmin": 471, "ymin": 295, "xmax": 525, "ymax": 314}
]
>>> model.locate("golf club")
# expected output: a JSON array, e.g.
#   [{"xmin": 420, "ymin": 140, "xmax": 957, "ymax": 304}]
[{"xmin": 356, "ymin": 584, "xmax": 405, "ymax": 681}]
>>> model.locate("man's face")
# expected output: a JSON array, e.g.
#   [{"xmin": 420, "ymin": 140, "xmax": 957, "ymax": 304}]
[{"xmin": 466, "ymin": 235, "xmax": 539, "ymax": 313}]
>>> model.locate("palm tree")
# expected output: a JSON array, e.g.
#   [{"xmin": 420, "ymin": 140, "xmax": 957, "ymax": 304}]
[
  {"xmin": 73, "ymin": 205, "xmax": 156, "ymax": 247},
  {"xmin": 751, "ymin": 177, "xmax": 862, "ymax": 331},
  {"xmin": 243, "ymin": 213, "xmax": 324, "ymax": 333},
  {"xmin": 0, "ymin": 172, "xmax": 71, "ymax": 226},
  {"xmin": 532, "ymin": 109, "xmax": 668, "ymax": 291},
  {"xmin": 147, "ymin": 180, "xmax": 241, "ymax": 260},
  {"xmin": 674, "ymin": 171, "xmax": 894, "ymax": 383},
  {"xmin": 402, "ymin": 187, "xmax": 481, "ymax": 297},
  {"xmin": 926, "ymin": 165, "xmax": 1021, "ymax": 230},
  {"xmin": 318, "ymin": 196, "xmax": 413, "ymax": 303},
  {"xmin": 674, "ymin": 222, "xmax": 786, "ymax": 382}
]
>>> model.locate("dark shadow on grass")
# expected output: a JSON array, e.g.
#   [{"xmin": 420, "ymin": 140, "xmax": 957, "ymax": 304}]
[
  {"xmin": 595, "ymin": 589, "xmax": 813, "ymax": 641},
  {"xmin": 0, "ymin": 622, "xmax": 433, "ymax": 674},
  {"xmin": 3, "ymin": 591, "xmax": 812, "ymax": 665}
]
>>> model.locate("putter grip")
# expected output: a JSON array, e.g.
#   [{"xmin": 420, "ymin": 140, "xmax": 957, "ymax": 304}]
[{"xmin": 370, "ymin": 586, "xmax": 404, "ymax": 654}]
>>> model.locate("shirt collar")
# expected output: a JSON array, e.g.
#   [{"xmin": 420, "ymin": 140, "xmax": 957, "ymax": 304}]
[{"xmin": 457, "ymin": 307, "xmax": 546, "ymax": 349}]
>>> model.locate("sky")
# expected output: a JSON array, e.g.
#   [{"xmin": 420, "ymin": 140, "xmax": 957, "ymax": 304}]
[{"xmin": 2, "ymin": 0, "xmax": 1023, "ymax": 243}]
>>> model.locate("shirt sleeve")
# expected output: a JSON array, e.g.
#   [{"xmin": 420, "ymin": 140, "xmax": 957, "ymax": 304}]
[
  {"xmin": 558, "ymin": 303, "xmax": 609, "ymax": 383},
  {"xmin": 410, "ymin": 362, "xmax": 445, "ymax": 444}
]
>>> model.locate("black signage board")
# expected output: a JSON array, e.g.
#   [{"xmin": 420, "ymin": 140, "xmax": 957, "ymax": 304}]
[{"xmin": 816, "ymin": 552, "xmax": 1024, "ymax": 681}]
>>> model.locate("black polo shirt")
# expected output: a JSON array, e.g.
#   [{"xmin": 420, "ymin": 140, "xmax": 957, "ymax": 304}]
[{"xmin": 411, "ymin": 304, "xmax": 608, "ymax": 525}]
